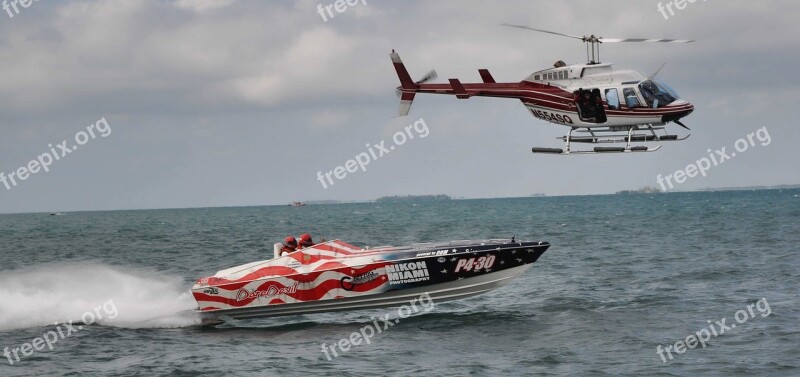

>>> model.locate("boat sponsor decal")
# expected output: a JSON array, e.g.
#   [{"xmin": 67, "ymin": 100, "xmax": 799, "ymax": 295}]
[
  {"xmin": 287, "ymin": 259, "xmax": 302, "ymax": 269},
  {"xmin": 454, "ymin": 255, "xmax": 497, "ymax": 272},
  {"xmin": 437, "ymin": 257, "xmax": 446, "ymax": 263},
  {"xmin": 236, "ymin": 283, "xmax": 298, "ymax": 301},
  {"xmin": 340, "ymin": 270, "xmax": 381, "ymax": 291},
  {"xmin": 386, "ymin": 261, "xmax": 430, "ymax": 285},
  {"xmin": 416, "ymin": 248, "xmax": 454, "ymax": 257},
  {"xmin": 203, "ymin": 287, "xmax": 219, "ymax": 295}
]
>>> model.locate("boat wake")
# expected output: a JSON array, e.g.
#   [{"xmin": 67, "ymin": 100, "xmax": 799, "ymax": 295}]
[{"xmin": 0, "ymin": 263, "xmax": 200, "ymax": 331}]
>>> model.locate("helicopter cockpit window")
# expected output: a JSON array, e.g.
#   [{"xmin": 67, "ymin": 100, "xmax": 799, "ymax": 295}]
[
  {"xmin": 605, "ymin": 88, "xmax": 620, "ymax": 110},
  {"xmin": 623, "ymin": 88, "xmax": 641, "ymax": 108},
  {"xmin": 638, "ymin": 79, "xmax": 679, "ymax": 108}
]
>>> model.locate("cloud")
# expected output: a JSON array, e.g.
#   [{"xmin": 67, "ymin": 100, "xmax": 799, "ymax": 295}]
[
  {"xmin": 174, "ymin": 0, "xmax": 237, "ymax": 12},
  {"xmin": 308, "ymin": 108, "xmax": 357, "ymax": 129}
]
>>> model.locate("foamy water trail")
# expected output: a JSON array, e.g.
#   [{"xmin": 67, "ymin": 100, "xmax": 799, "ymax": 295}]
[{"xmin": 0, "ymin": 263, "xmax": 201, "ymax": 331}]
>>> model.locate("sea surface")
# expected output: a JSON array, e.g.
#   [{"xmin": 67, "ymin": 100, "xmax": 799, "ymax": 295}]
[{"xmin": 0, "ymin": 189, "xmax": 798, "ymax": 376}]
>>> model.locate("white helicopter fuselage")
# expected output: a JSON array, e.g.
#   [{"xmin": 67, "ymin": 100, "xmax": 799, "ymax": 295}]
[{"xmin": 522, "ymin": 62, "xmax": 693, "ymax": 129}]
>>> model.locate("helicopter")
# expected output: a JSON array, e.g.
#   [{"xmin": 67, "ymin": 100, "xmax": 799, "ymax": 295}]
[{"xmin": 390, "ymin": 25, "xmax": 695, "ymax": 154}]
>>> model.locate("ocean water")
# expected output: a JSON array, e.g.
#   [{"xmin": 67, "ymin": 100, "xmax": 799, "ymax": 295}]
[{"xmin": 0, "ymin": 189, "xmax": 798, "ymax": 376}]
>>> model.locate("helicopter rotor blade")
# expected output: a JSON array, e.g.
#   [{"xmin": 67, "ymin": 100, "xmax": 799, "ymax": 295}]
[
  {"xmin": 501, "ymin": 24, "xmax": 584, "ymax": 41},
  {"xmin": 397, "ymin": 69, "xmax": 438, "ymax": 96},
  {"xmin": 502, "ymin": 24, "xmax": 694, "ymax": 44},
  {"xmin": 415, "ymin": 70, "xmax": 438, "ymax": 85},
  {"xmin": 599, "ymin": 38, "xmax": 695, "ymax": 43}
]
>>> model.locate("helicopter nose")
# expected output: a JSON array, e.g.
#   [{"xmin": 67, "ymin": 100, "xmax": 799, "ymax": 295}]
[{"xmin": 662, "ymin": 102, "xmax": 694, "ymax": 124}]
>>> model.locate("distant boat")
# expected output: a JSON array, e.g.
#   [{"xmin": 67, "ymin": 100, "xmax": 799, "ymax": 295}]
[{"xmin": 289, "ymin": 201, "xmax": 306, "ymax": 207}]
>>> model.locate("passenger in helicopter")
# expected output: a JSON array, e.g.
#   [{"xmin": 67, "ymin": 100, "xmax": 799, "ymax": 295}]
[
  {"xmin": 640, "ymin": 83, "xmax": 656, "ymax": 107},
  {"xmin": 592, "ymin": 88, "xmax": 607, "ymax": 123},
  {"xmin": 624, "ymin": 88, "xmax": 643, "ymax": 108},
  {"xmin": 573, "ymin": 88, "xmax": 607, "ymax": 123},
  {"xmin": 574, "ymin": 89, "xmax": 590, "ymax": 119},
  {"xmin": 575, "ymin": 89, "xmax": 597, "ymax": 121}
]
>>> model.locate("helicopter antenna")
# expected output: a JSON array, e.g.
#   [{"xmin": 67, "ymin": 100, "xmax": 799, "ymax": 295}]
[
  {"xmin": 502, "ymin": 24, "xmax": 694, "ymax": 64},
  {"xmin": 649, "ymin": 62, "xmax": 667, "ymax": 79}
]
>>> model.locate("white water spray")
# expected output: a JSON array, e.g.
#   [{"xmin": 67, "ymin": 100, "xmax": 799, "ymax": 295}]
[{"xmin": 0, "ymin": 263, "xmax": 201, "ymax": 331}]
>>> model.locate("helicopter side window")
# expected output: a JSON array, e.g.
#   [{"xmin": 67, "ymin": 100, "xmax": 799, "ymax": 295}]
[
  {"xmin": 605, "ymin": 88, "xmax": 620, "ymax": 110},
  {"xmin": 623, "ymin": 88, "xmax": 642, "ymax": 108}
]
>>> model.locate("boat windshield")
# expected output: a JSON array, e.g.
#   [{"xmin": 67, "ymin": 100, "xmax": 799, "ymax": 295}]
[{"xmin": 638, "ymin": 79, "xmax": 679, "ymax": 108}]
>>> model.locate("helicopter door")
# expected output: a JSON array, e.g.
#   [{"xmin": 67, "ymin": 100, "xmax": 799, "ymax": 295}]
[{"xmin": 575, "ymin": 88, "xmax": 607, "ymax": 123}]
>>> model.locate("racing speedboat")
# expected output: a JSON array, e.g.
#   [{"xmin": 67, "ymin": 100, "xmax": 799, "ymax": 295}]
[{"xmin": 192, "ymin": 238, "xmax": 550, "ymax": 322}]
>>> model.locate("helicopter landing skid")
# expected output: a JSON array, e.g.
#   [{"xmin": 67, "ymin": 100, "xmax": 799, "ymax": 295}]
[
  {"xmin": 557, "ymin": 134, "xmax": 690, "ymax": 144},
  {"xmin": 532, "ymin": 125, "xmax": 687, "ymax": 155},
  {"xmin": 532, "ymin": 145, "xmax": 662, "ymax": 155}
]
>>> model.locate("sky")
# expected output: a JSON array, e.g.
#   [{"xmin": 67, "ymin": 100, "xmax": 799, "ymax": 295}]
[{"xmin": 0, "ymin": 0, "xmax": 798, "ymax": 213}]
